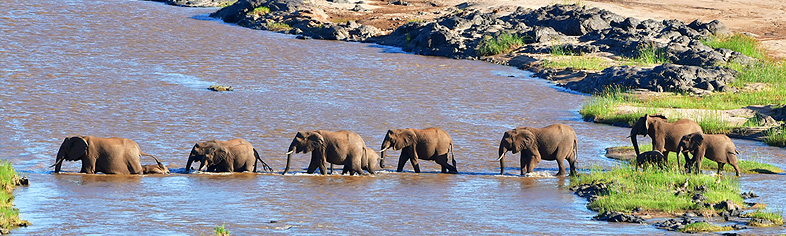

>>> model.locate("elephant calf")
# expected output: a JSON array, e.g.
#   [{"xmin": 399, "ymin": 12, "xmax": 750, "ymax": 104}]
[
  {"xmin": 142, "ymin": 155, "xmax": 169, "ymax": 174},
  {"xmin": 379, "ymin": 127, "xmax": 457, "ymax": 174},
  {"xmin": 635, "ymin": 150, "xmax": 667, "ymax": 171},
  {"xmin": 678, "ymin": 132, "xmax": 741, "ymax": 176}
]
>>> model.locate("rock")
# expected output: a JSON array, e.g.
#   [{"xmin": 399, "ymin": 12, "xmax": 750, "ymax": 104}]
[
  {"xmin": 208, "ymin": 85, "xmax": 234, "ymax": 91},
  {"xmin": 655, "ymin": 217, "xmax": 698, "ymax": 231},
  {"xmin": 570, "ymin": 182, "xmax": 610, "ymax": 202},
  {"xmin": 351, "ymin": 4, "xmax": 370, "ymax": 12},
  {"xmin": 563, "ymin": 63, "xmax": 736, "ymax": 94},
  {"xmin": 149, "ymin": 0, "xmax": 234, "ymax": 7},
  {"xmin": 688, "ymin": 19, "xmax": 731, "ymax": 36},
  {"xmin": 715, "ymin": 200, "xmax": 742, "ymax": 212},
  {"xmin": 691, "ymin": 193, "xmax": 707, "ymax": 203},
  {"xmin": 530, "ymin": 26, "xmax": 566, "ymax": 43},
  {"xmin": 593, "ymin": 211, "xmax": 646, "ymax": 223}
]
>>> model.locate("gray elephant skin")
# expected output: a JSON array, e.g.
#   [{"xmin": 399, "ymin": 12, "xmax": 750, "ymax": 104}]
[
  {"xmin": 379, "ymin": 127, "xmax": 457, "ymax": 174},
  {"xmin": 497, "ymin": 124, "xmax": 578, "ymax": 176},
  {"xmin": 142, "ymin": 155, "xmax": 170, "ymax": 174},
  {"xmin": 678, "ymin": 132, "xmax": 741, "ymax": 176},
  {"xmin": 186, "ymin": 138, "xmax": 273, "ymax": 173},
  {"xmin": 284, "ymin": 130, "xmax": 369, "ymax": 175},
  {"xmin": 52, "ymin": 136, "xmax": 156, "ymax": 174},
  {"xmin": 630, "ymin": 114, "xmax": 702, "ymax": 168},
  {"xmin": 636, "ymin": 150, "xmax": 667, "ymax": 171}
]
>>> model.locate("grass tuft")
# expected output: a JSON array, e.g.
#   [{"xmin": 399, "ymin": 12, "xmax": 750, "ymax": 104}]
[
  {"xmin": 743, "ymin": 209, "xmax": 784, "ymax": 226},
  {"xmin": 702, "ymin": 33, "xmax": 765, "ymax": 60},
  {"xmin": 217, "ymin": 0, "xmax": 238, "ymax": 8},
  {"xmin": 679, "ymin": 222, "xmax": 733, "ymax": 233},
  {"xmin": 214, "ymin": 224, "xmax": 230, "ymax": 236},
  {"xmin": 267, "ymin": 22, "xmax": 292, "ymax": 32},
  {"xmin": 631, "ymin": 43, "xmax": 668, "ymax": 64},
  {"xmin": 543, "ymin": 56, "xmax": 611, "ymax": 71},
  {"xmin": 476, "ymin": 32, "xmax": 527, "ymax": 56},
  {"xmin": 252, "ymin": 6, "xmax": 270, "ymax": 15},
  {"xmin": 763, "ymin": 126, "xmax": 786, "ymax": 147}
]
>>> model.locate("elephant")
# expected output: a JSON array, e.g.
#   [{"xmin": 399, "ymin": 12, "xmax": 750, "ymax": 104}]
[
  {"xmin": 379, "ymin": 127, "xmax": 457, "ymax": 174},
  {"xmin": 635, "ymin": 150, "xmax": 667, "ymax": 171},
  {"xmin": 185, "ymin": 138, "xmax": 273, "ymax": 173},
  {"xmin": 678, "ymin": 132, "xmax": 741, "ymax": 176},
  {"xmin": 329, "ymin": 147, "xmax": 383, "ymax": 175},
  {"xmin": 284, "ymin": 130, "xmax": 369, "ymax": 175},
  {"xmin": 630, "ymin": 114, "xmax": 702, "ymax": 169},
  {"xmin": 142, "ymin": 155, "xmax": 170, "ymax": 174},
  {"xmin": 497, "ymin": 124, "xmax": 577, "ymax": 176},
  {"xmin": 52, "ymin": 136, "xmax": 156, "ymax": 174}
]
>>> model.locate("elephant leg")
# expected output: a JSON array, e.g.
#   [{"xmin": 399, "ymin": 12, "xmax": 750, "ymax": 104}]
[
  {"xmin": 520, "ymin": 155, "xmax": 527, "ymax": 175},
  {"xmin": 663, "ymin": 151, "xmax": 671, "ymax": 167},
  {"xmin": 409, "ymin": 157, "xmax": 420, "ymax": 173},
  {"xmin": 306, "ymin": 160, "xmax": 319, "ymax": 174},
  {"xmin": 329, "ymin": 163, "xmax": 333, "ymax": 175},
  {"xmin": 435, "ymin": 157, "xmax": 457, "ymax": 174},
  {"xmin": 396, "ymin": 155, "xmax": 408, "ymax": 172},
  {"xmin": 717, "ymin": 163, "xmax": 725, "ymax": 176},
  {"xmin": 568, "ymin": 158, "xmax": 577, "ymax": 176},
  {"xmin": 318, "ymin": 160, "xmax": 327, "ymax": 175},
  {"xmin": 555, "ymin": 158, "xmax": 566, "ymax": 176},
  {"xmin": 732, "ymin": 163, "xmax": 741, "ymax": 177},
  {"xmin": 81, "ymin": 158, "xmax": 96, "ymax": 174}
]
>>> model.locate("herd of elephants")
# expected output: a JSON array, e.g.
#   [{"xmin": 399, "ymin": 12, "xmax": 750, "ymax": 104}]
[{"xmin": 52, "ymin": 114, "xmax": 742, "ymax": 177}]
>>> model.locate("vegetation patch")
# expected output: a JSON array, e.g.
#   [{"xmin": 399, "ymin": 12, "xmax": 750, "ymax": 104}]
[
  {"xmin": 252, "ymin": 6, "xmax": 270, "ymax": 15},
  {"xmin": 763, "ymin": 126, "xmax": 786, "ymax": 147},
  {"xmin": 0, "ymin": 161, "xmax": 28, "ymax": 233},
  {"xmin": 476, "ymin": 32, "xmax": 527, "ymax": 56},
  {"xmin": 267, "ymin": 22, "xmax": 292, "ymax": 32},
  {"xmin": 214, "ymin": 224, "xmax": 230, "ymax": 236},
  {"xmin": 630, "ymin": 43, "xmax": 669, "ymax": 64},
  {"xmin": 570, "ymin": 165, "xmax": 743, "ymax": 213},
  {"xmin": 217, "ymin": 0, "xmax": 238, "ymax": 8},
  {"xmin": 701, "ymin": 33, "xmax": 765, "ymax": 60},
  {"xmin": 678, "ymin": 222, "xmax": 733, "ymax": 233},
  {"xmin": 743, "ymin": 210, "xmax": 784, "ymax": 226},
  {"xmin": 543, "ymin": 55, "xmax": 612, "ymax": 71}
]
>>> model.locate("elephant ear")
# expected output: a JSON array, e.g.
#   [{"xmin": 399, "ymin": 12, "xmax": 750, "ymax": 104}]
[
  {"xmin": 306, "ymin": 132, "xmax": 325, "ymax": 153},
  {"xmin": 394, "ymin": 129, "xmax": 416, "ymax": 150},
  {"xmin": 689, "ymin": 133, "xmax": 704, "ymax": 151},
  {"xmin": 213, "ymin": 147, "xmax": 230, "ymax": 165},
  {"xmin": 67, "ymin": 137, "xmax": 88, "ymax": 161},
  {"xmin": 516, "ymin": 129, "xmax": 536, "ymax": 152}
]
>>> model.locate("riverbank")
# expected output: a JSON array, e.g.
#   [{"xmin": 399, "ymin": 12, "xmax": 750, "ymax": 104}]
[
  {"xmin": 0, "ymin": 161, "xmax": 28, "ymax": 234},
  {"xmin": 570, "ymin": 166, "xmax": 785, "ymax": 232},
  {"xmin": 200, "ymin": 0, "xmax": 785, "ymax": 146}
]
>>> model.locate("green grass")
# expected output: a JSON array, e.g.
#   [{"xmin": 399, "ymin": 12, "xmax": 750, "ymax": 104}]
[
  {"xmin": 618, "ymin": 144, "xmax": 784, "ymax": 174},
  {"xmin": 763, "ymin": 126, "xmax": 786, "ymax": 147},
  {"xmin": 743, "ymin": 210, "xmax": 784, "ymax": 226},
  {"xmin": 267, "ymin": 22, "xmax": 292, "ymax": 32},
  {"xmin": 543, "ymin": 56, "xmax": 612, "ymax": 71},
  {"xmin": 214, "ymin": 224, "xmax": 230, "ymax": 236},
  {"xmin": 702, "ymin": 33, "xmax": 765, "ymax": 60},
  {"xmin": 631, "ymin": 43, "xmax": 668, "ymax": 64},
  {"xmin": 217, "ymin": 0, "xmax": 237, "ymax": 8},
  {"xmin": 0, "ymin": 161, "xmax": 26, "ymax": 231},
  {"xmin": 252, "ymin": 6, "xmax": 270, "ymax": 15},
  {"xmin": 550, "ymin": 44, "xmax": 582, "ymax": 56},
  {"xmin": 476, "ymin": 32, "xmax": 527, "ymax": 56},
  {"xmin": 679, "ymin": 222, "xmax": 733, "ymax": 233},
  {"xmin": 571, "ymin": 165, "xmax": 743, "ymax": 213}
]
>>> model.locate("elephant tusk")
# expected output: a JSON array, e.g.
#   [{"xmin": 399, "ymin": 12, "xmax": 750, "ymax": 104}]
[
  {"xmin": 379, "ymin": 147, "xmax": 389, "ymax": 152},
  {"xmin": 496, "ymin": 153, "xmax": 505, "ymax": 161},
  {"xmin": 285, "ymin": 150, "xmax": 294, "ymax": 155},
  {"xmin": 50, "ymin": 158, "xmax": 65, "ymax": 168}
]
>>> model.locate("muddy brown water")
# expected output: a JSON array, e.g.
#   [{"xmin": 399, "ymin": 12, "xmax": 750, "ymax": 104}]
[{"xmin": 1, "ymin": 0, "xmax": 784, "ymax": 234}]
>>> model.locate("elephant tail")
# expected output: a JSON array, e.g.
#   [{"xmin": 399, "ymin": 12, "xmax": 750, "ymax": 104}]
[
  {"xmin": 253, "ymin": 148, "xmax": 273, "ymax": 172},
  {"xmin": 573, "ymin": 138, "xmax": 578, "ymax": 163}
]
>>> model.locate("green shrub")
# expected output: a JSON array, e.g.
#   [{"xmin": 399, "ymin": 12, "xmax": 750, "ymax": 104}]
[
  {"xmin": 679, "ymin": 222, "xmax": 733, "ymax": 233},
  {"xmin": 743, "ymin": 209, "xmax": 784, "ymax": 226},
  {"xmin": 217, "ymin": 0, "xmax": 237, "ymax": 8},
  {"xmin": 214, "ymin": 224, "xmax": 230, "ymax": 236},
  {"xmin": 0, "ymin": 161, "xmax": 26, "ymax": 230},
  {"xmin": 267, "ymin": 22, "xmax": 292, "ymax": 32},
  {"xmin": 763, "ymin": 126, "xmax": 786, "ymax": 147},
  {"xmin": 631, "ymin": 43, "xmax": 668, "ymax": 64}
]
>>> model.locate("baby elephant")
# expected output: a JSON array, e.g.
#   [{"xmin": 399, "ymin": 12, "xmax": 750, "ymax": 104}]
[
  {"xmin": 142, "ymin": 156, "xmax": 170, "ymax": 174},
  {"xmin": 678, "ymin": 132, "xmax": 741, "ymax": 176},
  {"xmin": 635, "ymin": 150, "xmax": 667, "ymax": 171}
]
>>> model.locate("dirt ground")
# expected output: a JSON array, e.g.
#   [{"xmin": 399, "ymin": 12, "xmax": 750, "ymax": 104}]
[{"xmin": 316, "ymin": 0, "xmax": 786, "ymax": 59}]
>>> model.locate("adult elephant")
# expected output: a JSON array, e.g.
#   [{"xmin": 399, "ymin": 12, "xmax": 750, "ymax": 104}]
[
  {"xmin": 379, "ymin": 127, "xmax": 457, "ymax": 174},
  {"xmin": 677, "ymin": 132, "xmax": 741, "ymax": 176},
  {"xmin": 284, "ymin": 130, "xmax": 368, "ymax": 175},
  {"xmin": 497, "ymin": 124, "xmax": 577, "ymax": 176},
  {"xmin": 185, "ymin": 138, "xmax": 273, "ymax": 173},
  {"xmin": 630, "ymin": 114, "xmax": 702, "ymax": 168},
  {"xmin": 52, "ymin": 136, "xmax": 156, "ymax": 174}
]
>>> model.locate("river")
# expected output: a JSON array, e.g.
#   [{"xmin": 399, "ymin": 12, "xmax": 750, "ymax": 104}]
[{"xmin": 0, "ymin": 0, "xmax": 784, "ymax": 234}]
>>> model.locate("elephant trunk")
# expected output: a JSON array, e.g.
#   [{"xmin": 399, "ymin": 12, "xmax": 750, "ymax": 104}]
[
  {"xmin": 283, "ymin": 145, "xmax": 295, "ymax": 175},
  {"xmin": 676, "ymin": 145, "xmax": 686, "ymax": 172},
  {"xmin": 498, "ymin": 146, "xmax": 507, "ymax": 175},
  {"xmin": 630, "ymin": 129, "xmax": 641, "ymax": 156},
  {"xmin": 185, "ymin": 157, "xmax": 194, "ymax": 173},
  {"xmin": 53, "ymin": 146, "xmax": 66, "ymax": 173}
]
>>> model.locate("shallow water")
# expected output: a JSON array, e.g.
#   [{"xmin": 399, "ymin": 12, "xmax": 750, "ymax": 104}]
[{"xmin": 1, "ymin": 0, "xmax": 784, "ymax": 234}]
